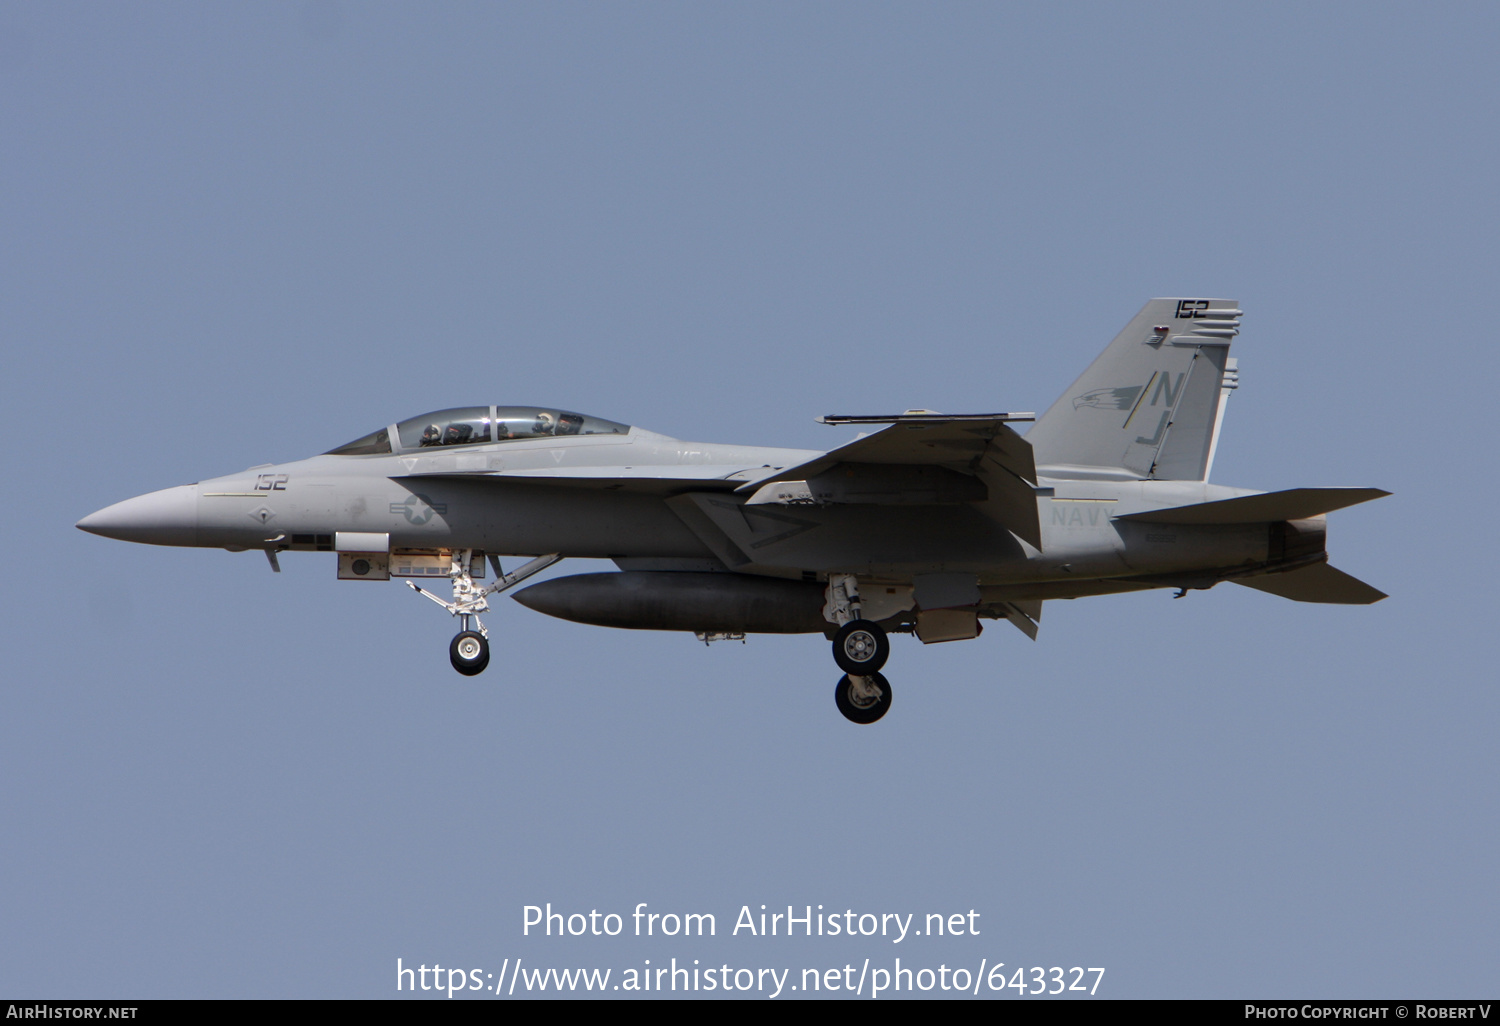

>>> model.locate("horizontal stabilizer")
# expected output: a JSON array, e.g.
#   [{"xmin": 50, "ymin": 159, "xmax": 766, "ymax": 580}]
[
  {"xmin": 1114, "ymin": 487, "xmax": 1389, "ymax": 525},
  {"xmin": 1233, "ymin": 563, "xmax": 1387, "ymax": 604}
]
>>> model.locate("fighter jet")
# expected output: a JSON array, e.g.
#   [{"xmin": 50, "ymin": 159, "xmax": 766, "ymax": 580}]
[{"xmin": 78, "ymin": 298, "xmax": 1387, "ymax": 723}]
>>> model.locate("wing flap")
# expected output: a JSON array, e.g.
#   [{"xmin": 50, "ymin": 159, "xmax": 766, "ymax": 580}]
[
  {"xmin": 1233, "ymin": 563, "xmax": 1388, "ymax": 604},
  {"xmin": 1114, "ymin": 487, "xmax": 1389, "ymax": 524},
  {"xmin": 979, "ymin": 456, "xmax": 1043, "ymax": 548}
]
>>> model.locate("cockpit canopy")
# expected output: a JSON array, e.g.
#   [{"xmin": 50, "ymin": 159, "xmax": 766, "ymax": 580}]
[{"xmin": 326, "ymin": 407, "xmax": 629, "ymax": 456}]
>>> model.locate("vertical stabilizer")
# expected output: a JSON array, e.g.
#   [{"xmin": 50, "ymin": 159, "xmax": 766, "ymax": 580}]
[{"xmin": 1027, "ymin": 298, "xmax": 1240, "ymax": 480}]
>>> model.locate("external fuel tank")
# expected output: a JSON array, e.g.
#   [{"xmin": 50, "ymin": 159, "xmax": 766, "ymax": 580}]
[{"xmin": 512, "ymin": 571, "xmax": 828, "ymax": 634}]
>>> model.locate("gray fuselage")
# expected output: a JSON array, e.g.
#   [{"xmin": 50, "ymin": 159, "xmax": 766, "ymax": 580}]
[{"xmin": 79, "ymin": 426, "xmax": 1279, "ymax": 600}]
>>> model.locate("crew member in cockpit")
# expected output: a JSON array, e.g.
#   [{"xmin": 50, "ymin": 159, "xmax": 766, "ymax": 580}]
[{"xmin": 420, "ymin": 424, "xmax": 443, "ymax": 447}]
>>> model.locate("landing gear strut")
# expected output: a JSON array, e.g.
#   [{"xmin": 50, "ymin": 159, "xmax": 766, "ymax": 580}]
[
  {"xmin": 408, "ymin": 551, "xmax": 561, "ymax": 676},
  {"xmin": 825, "ymin": 572, "xmax": 893, "ymax": 720}
]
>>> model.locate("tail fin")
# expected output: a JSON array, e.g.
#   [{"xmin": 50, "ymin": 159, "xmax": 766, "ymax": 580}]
[{"xmin": 1027, "ymin": 298, "xmax": 1241, "ymax": 480}]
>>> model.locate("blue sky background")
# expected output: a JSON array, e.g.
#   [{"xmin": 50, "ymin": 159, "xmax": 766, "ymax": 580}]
[{"xmin": 2, "ymin": 1, "xmax": 1496, "ymax": 999}]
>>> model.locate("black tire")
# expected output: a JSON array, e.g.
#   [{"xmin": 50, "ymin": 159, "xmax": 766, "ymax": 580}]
[
  {"xmin": 835, "ymin": 672, "xmax": 892, "ymax": 724},
  {"xmin": 832, "ymin": 619, "xmax": 889, "ymax": 674},
  {"xmin": 449, "ymin": 631, "xmax": 490, "ymax": 676}
]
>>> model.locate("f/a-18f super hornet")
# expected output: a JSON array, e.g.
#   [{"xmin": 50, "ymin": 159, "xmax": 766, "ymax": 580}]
[{"xmin": 78, "ymin": 299, "xmax": 1387, "ymax": 723}]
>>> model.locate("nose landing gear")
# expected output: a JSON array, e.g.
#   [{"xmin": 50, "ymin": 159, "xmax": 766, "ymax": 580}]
[
  {"xmin": 450, "ymin": 630, "xmax": 490, "ymax": 675},
  {"xmin": 407, "ymin": 551, "xmax": 561, "ymax": 676}
]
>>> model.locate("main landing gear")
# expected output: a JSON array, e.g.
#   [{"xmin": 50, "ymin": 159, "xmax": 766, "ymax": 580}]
[
  {"xmin": 407, "ymin": 551, "xmax": 561, "ymax": 676},
  {"xmin": 825, "ymin": 573, "xmax": 893, "ymax": 724},
  {"xmin": 833, "ymin": 619, "xmax": 889, "ymax": 674},
  {"xmin": 835, "ymin": 672, "xmax": 892, "ymax": 724}
]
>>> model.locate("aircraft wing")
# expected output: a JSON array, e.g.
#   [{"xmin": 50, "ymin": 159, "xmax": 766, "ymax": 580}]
[
  {"xmin": 1114, "ymin": 487, "xmax": 1390, "ymax": 524},
  {"xmin": 460, "ymin": 465, "xmax": 757, "ymax": 482},
  {"xmin": 739, "ymin": 414, "xmax": 1037, "ymax": 488},
  {"xmin": 1233, "ymin": 563, "xmax": 1388, "ymax": 604},
  {"xmin": 393, "ymin": 465, "xmax": 762, "ymax": 492},
  {"xmin": 734, "ymin": 413, "xmax": 1045, "ymax": 548}
]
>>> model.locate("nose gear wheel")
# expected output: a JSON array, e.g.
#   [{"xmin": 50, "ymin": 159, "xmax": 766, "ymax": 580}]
[{"xmin": 450, "ymin": 631, "xmax": 490, "ymax": 675}]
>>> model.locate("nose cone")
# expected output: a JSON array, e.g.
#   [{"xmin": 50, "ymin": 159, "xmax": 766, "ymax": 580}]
[{"xmin": 77, "ymin": 484, "xmax": 200, "ymax": 546}]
